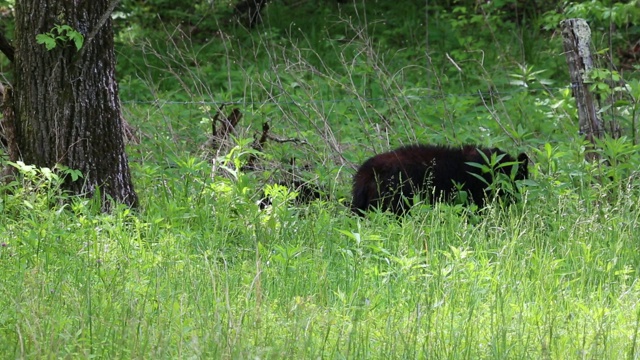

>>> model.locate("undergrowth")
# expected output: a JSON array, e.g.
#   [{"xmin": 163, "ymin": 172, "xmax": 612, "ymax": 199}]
[
  {"xmin": 3, "ymin": 0, "xmax": 640, "ymax": 358},
  {"xmin": 2, "ymin": 150, "xmax": 640, "ymax": 358}
]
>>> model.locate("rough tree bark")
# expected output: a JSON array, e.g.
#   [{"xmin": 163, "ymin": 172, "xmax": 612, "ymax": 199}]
[
  {"xmin": 561, "ymin": 18, "xmax": 606, "ymax": 161},
  {"xmin": 7, "ymin": 0, "xmax": 138, "ymax": 208}
]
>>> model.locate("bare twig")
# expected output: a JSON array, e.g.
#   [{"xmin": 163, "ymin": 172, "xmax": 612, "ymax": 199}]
[
  {"xmin": 478, "ymin": 90, "xmax": 518, "ymax": 144},
  {"xmin": 265, "ymin": 134, "xmax": 310, "ymax": 145},
  {"xmin": 77, "ymin": 0, "xmax": 120, "ymax": 60}
]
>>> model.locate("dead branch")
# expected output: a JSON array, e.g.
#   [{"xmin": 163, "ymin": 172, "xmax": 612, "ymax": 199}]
[
  {"xmin": 0, "ymin": 31, "xmax": 14, "ymax": 62},
  {"xmin": 265, "ymin": 134, "xmax": 310, "ymax": 145},
  {"xmin": 0, "ymin": 85, "xmax": 19, "ymax": 183},
  {"xmin": 245, "ymin": 121, "xmax": 271, "ymax": 170},
  {"xmin": 210, "ymin": 107, "xmax": 242, "ymax": 149}
]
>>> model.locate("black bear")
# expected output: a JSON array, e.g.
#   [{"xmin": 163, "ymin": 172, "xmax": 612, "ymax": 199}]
[{"xmin": 351, "ymin": 144, "xmax": 529, "ymax": 215}]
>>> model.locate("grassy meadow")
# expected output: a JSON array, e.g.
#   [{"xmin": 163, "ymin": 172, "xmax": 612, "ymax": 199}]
[{"xmin": 2, "ymin": 1, "xmax": 640, "ymax": 358}]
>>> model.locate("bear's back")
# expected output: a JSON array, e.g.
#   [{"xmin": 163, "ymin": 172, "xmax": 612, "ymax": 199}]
[{"xmin": 351, "ymin": 144, "xmax": 527, "ymax": 215}]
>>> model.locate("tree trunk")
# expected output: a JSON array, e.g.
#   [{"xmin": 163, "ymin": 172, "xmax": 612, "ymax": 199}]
[
  {"xmin": 561, "ymin": 18, "xmax": 605, "ymax": 161},
  {"xmin": 13, "ymin": 0, "xmax": 138, "ymax": 209}
]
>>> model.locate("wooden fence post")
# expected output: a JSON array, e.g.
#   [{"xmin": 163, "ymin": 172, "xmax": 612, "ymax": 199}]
[{"xmin": 561, "ymin": 18, "xmax": 605, "ymax": 161}]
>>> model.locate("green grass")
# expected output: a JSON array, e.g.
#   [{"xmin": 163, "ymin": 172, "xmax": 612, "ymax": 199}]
[
  {"xmin": 3, "ymin": 1, "xmax": 640, "ymax": 358},
  {"xmin": 2, "ymin": 159, "xmax": 640, "ymax": 358}
]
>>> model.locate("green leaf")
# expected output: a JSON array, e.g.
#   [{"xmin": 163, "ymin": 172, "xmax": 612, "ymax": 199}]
[
  {"xmin": 56, "ymin": 24, "xmax": 74, "ymax": 33},
  {"xmin": 68, "ymin": 31, "xmax": 84, "ymax": 50},
  {"xmin": 35, "ymin": 33, "xmax": 57, "ymax": 50}
]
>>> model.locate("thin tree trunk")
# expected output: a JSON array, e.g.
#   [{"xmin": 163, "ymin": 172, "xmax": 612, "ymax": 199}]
[
  {"xmin": 13, "ymin": 0, "xmax": 138, "ymax": 209},
  {"xmin": 561, "ymin": 18, "xmax": 605, "ymax": 161}
]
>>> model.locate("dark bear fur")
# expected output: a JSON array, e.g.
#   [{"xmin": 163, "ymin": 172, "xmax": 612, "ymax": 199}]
[{"xmin": 351, "ymin": 144, "xmax": 528, "ymax": 215}]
